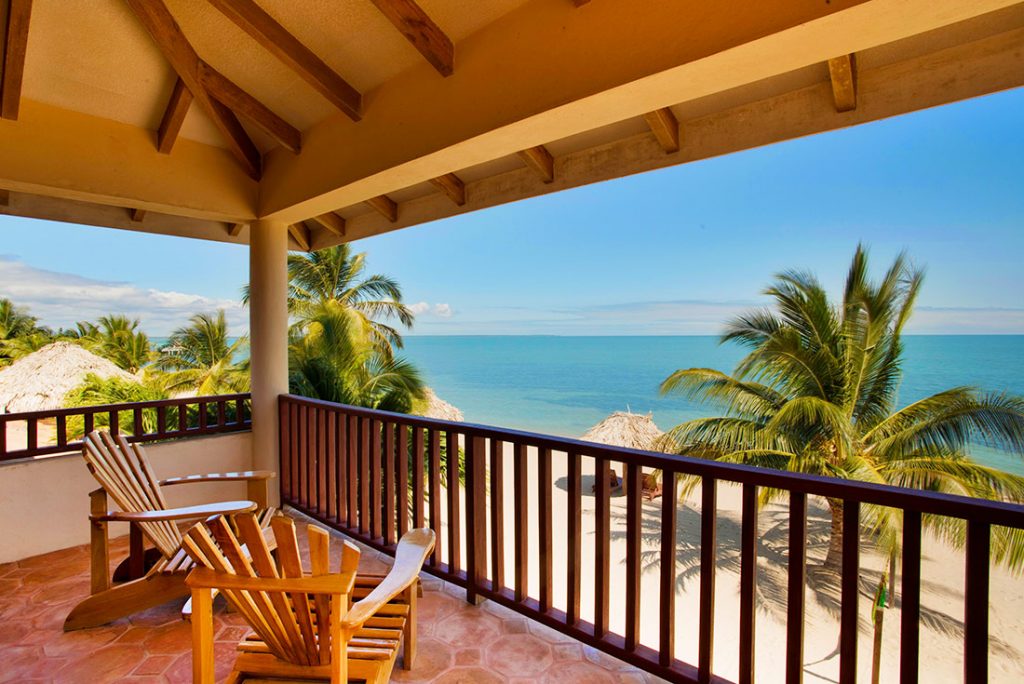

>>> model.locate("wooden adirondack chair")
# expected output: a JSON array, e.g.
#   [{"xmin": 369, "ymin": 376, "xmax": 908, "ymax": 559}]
[
  {"xmin": 184, "ymin": 513, "xmax": 435, "ymax": 684},
  {"xmin": 64, "ymin": 430, "xmax": 276, "ymax": 631}
]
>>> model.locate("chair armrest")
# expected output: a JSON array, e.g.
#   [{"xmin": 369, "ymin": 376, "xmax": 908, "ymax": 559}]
[
  {"xmin": 91, "ymin": 500, "xmax": 257, "ymax": 523},
  {"xmin": 159, "ymin": 471, "xmax": 275, "ymax": 487}
]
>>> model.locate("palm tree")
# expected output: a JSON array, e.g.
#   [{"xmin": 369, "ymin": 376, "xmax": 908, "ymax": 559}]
[
  {"xmin": 288, "ymin": 299, "xmax": 424, "ymax": 413},
  {"xmin": 78, "ymin": 315, "xmax": 153, "ymax": 373},
  {"xmin": 155, "ymin": 311, "xmax": 249, "ymax": 395},
  {"xmin": 244, "ymin": 245, "xmax": 415, "ymax": 358},
  {"xmin": 0, "ymin": 298, "xmax": 52, "ymax": 366},
  {"xmin": 64, "ymin": 373, "xmax": 169, "ymax": 437},
  {"xmin": 660, "ymin": 246, "xmax": 1024, "ymax": 572}
]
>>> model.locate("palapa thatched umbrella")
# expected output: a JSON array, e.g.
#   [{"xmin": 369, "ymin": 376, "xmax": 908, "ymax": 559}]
[
  {"xmin": 581, "ymin": 411, "xmax": 666, "ymax": 499},
  {"xmin": 421, "ymin": 388, "xmax": 464, "ymax": 422},
  {"xmin": 0, "ymin": 341, "xmax": 135, "ymax": 413}
]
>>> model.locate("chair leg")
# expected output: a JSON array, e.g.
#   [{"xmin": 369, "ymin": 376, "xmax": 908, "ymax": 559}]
[
  {"xmin": 64, "ymin": 571, "xmax": 189, "ymax": 631},
  {"xmin": 89, "ymin": 489, "xmax": 110, "ymax": 594},
  {"xmin": 403, "ymin": 579, "xmax": 418, "ymax": 670}
]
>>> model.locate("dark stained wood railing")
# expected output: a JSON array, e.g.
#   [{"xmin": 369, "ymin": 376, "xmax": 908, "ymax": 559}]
[
  {"xmin": 279, "ymin": 394, "xmax": 1024, "ymax": 684},
  {"xmin": 0, "ymin": 393, "xmax": 251, "ymax": 462}
]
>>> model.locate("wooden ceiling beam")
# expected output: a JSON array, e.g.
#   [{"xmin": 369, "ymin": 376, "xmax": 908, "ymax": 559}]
[
  {"xmin": 430, "ymin": 173, "xmax": 465, "ymax": 206},
  {"xmin": 1, "ymin": 0, "xmax": 32, "ymax": 121},
  {"xmin": 207, "ymin": 0, "xmax": 361, "ymax": 121},
  {"xmin": 129, "ymin": 208, "xmax": 146, "ymax": 222},
  {"xmin": 643, "ymin": 107, "xmax": 680, "ymax": 154},
  {"xmin": 572, "ymin": 0, "xmax": 592, "ymax": 6},
  {"xmin": 310, "ymin": 212, "xmax": 346, "ymax": 237},
  {"xmin": 157, "ymin": 78, "xmax": 192, "ymax": 154},
  {"xmin": 827, "ymin": 54, "xmax": 857, "ymax": 112},
  {"xmin": 370, "ymin": 0, "xmax": 453, "ymax": 77},
  {"xmin": 227, "ymin": 222, "xmax": 245, "ymax": 237},
  {"xmin": 518, "ymin": 145, "xmax": 555, "ymax": 184},
  {"xmin": 124, "ymin": 0, "xmax": 261, "ymax": 180},
  {"xmin": 198, "ymin": 62, "xmax": 300, "ymax": 153},
  {"xmin": 365, "ymin": 195, "xmax": 398, "ymax": 223},
  {"xmin": 0, "ymin": 189, "xmax": 9, "ymax": 207},
  {"xmin": 288, "ymin": 222, "xmax": 311, "ymax": 251}
]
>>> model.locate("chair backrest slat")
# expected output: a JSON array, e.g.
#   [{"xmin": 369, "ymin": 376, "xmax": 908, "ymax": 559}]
[
  {"xmin": 82, "ymin": 431, "xmax": 181, "ymax": 558},
  {"xmin": 271, "ymin": 516, "xmax": 321, "ymax": 666},
  {"xmin": 308, "ymin": 526, "xmax": 333, "ymax": 665}
]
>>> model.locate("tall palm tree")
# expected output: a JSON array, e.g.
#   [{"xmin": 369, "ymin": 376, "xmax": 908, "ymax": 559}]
[
  {"xmin": 155, "ymin": 311, "xmax": 249, "ymax": 395},
  {"xmin": 0, "ymin": 298, "xmax": 51, "ymax": 366},
  {"xmin": 660, "ymin": 246, "xmax": 1024, "ymax": 571},
  {"xmin": 64, "ymin": 373, "xmax": 169, "ymax": 437},
  {"xmin": 77, "ymin": 315, "xmax": 153, "ymax": 373},
  {"xmin": 288, "ymin": 300, "xmax": 424, "ymax": 412},
  {"xmin": 245, "ymin": 245, "xmax": 415, "ymax": 358}
]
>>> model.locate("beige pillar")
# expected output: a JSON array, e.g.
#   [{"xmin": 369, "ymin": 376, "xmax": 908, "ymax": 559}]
[{"xmin": 249, "ymin": 218, "xmax": 289, "ymax": 506}]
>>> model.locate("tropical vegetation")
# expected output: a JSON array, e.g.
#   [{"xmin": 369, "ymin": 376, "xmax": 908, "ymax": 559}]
[{"xmin": 660, "ymin": 246, "xmax": 1024, "ymax": 571}]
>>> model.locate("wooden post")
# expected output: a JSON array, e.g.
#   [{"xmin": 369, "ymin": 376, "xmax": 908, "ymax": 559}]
[{"xmin": 89, "ymin": 488, "xmax": 110, "ymax": 594}]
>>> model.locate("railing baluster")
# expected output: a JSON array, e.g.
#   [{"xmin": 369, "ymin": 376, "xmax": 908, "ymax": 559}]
[
  {"xmin": 217, "ymin": 400, "xmax": 227, "ymax": 427},
  {"xmin": 359, "ymin": 417, "xmax": 370, "ymax": 535},
  {"xmin": 739, "ymin": 483, "xmax": 758, "ymax": 684},
  {"xmin": 0, "ymin": 418, "xmax": 6, "ymax": 455},
  {"xmin": 109, "ymin": 410, "xmax": 119, "ymax": 436},
  {"xmin": 289, "ymin": 402, "xmax": 299, "ymax": 502},
  {"xmin": 964, "ymin": 520, "xmax": 990, "ymax": 682},
  {"xmin": 26, "ymin": 418, "xmax": 37, "ymax": 451},
  {"xmin": 466, "ymin": 435, "xmax": 488, "ymax": 602},
  {"xmin": 538, "ymin": 446, "xmax": 553, "ymax": 613},
  {"xmin": 445, "ymin": 429, "xmax": 461, "ymax": 573},
  {"xmin": 659, "ymin": 470, "xmax": 677, "ymax": 667},
  {"xmin": 490, "ymin": 438, "xmax": 505, "ymax": 592},
  {"xmin": 398, "ymin": 424, "xmax": 410, "ymax": 536},
  {"xmin": 324, "ymin": 410, "xmax": 336, "ymax": 522},
  {"xmin": 236, "ymin": 397, "xmax": 245, "ymax": 425},
  {"xmin": 513, "ymin": 442, "xmax": 528, "ymax": 602},
  {"xmin": 370, "ymin": 419, "xmax": 383, "ymax": 541},
  {"xmin": 428, "ymin": 429, "xmax": 442, "ymax": 566},
  {"xmin": 625, "ymin": 462, "xmax": 642, "ymax": 652},
  {"xmin": 279, "ymin": 399, "xmax": 290, "ymax": 502},
  {"xmin": 347, "ymin": 414, "xmax": 359, "ymax": 530},
  {"xmin": 298, "ymin": 404, "xmax": 308, "ymax": 507},
  {"xmin": 198, "ymin": 402, "xmax": 207, "ymax": 431},
  {"xmin": 335, "ymin": 411, "xmax": 346, "ymax": 525},
  {"xmin": 594, "ymin": 454, "xmax": 611, "ymax": 638},
  {"xmin": 156, "ymin": 406, "xmax": 166, "ymax": 436},
  {"xmin": 176, "ymin": 403, "xmax": 186, "ymax": 433},
  {"xmin": 698, "ymin": 476, "xmax": 716, "ymax": 684},
  {"xmin": 412, "ymin": 427, "xmax": 425, "ymax": 529},
  {"xmin": 56, "ymin": 414, "xmax": 67, "ymax": 447},
  {"xmin": 787, "ymin": 491, "xmax": 807, "ymax": 684},
  {"xmin": 840, "ymin": 499, "xmax": 861, "ymax": 684},
  {"xmin": 900, "ymin": 509, "xmax": 922, "ymax": 684},
  {"xmin": 133, "ymin": 407, "xmax": 143, "ymax": 436},
  {"xmin": 383, "ymin": 421, "xmax": 396, "ymax": 545},
  {"xmin": 566, "ymin": 450, "xmax": 581, "ymax": 626}
]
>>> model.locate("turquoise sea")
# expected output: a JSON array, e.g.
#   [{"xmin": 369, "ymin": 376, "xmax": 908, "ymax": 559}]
[{"xmin": 402, "ymin": 335, "xmax": 1024, "ymax": 475}]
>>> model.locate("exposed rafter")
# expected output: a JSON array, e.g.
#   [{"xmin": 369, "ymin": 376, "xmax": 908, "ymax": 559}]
[
  {"xmin": 207, "ymin": 0, "xmax": 362, "ymax": 121},
  {"xmin": 129, "ymin": 208, "xmax": 146, "ymax": 222},
  {"xmin": 227, "ymin": 222, "xmax": 245, "ymax": 237},
  {"xmin": 288, "ymin": 222, "xmax": 311, "ymax": 251},
  {"xmin": 518, "ymin": 145, "xmax": 555, "ymax": 183},
  {"xmin": 365, "ymin": 195, "xmax": 398, "ymax": 222},
  {"xmin": 198, "ymin": 63, "xmax": 300, "ymax": 153},
  {"xmin": 643, "ymin": 107, "xmax": 680, "ymax": 153},
  {"xmin": 0, "ymin": 189, "xmax": 9, "ymax": 206},
  {"xmin": 310, "ymin": 212, "xmax": 346, "ymax": 237},
  {"xmin": 157, "ymin": 78, "xmax": 192, "ymax": 154},
  {"xmin": 572, "ymin": 0, "xmax": 591, "ymax": 6},
  {"xmin": 370, "ymin": 0, "xmax": 453, "ymax": 77},
  {"xmin": 1, "ymin": 0, "xmax": 32, "ymax": 121},
  {"xmin": 430, "ymin": 173, "xmax": 465, "ymax": 206},
  {"xmin": 827, "ymin": 54, "xmax": 857, "ymax": 112}
]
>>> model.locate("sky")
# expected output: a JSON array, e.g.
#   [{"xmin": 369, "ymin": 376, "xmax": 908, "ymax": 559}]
[{"xmin": 1, "ymin": 88, "xmax": 1023, "ymax": 337}]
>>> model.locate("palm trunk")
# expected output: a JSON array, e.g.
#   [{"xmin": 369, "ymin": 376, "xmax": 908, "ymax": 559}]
[{"xmin": 822, "ymin": 497, "xmax": 844, "ymax": 571}]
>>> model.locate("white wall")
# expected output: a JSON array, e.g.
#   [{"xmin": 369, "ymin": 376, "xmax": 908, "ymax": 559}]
[{"xmin": 0, "ymin": 432, "xmax": 257, "ymax": 564}]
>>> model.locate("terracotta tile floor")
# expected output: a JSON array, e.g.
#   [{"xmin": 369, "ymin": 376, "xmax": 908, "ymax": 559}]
[{"xmin": 0, "ymin": 511, "xmax": 666, "ymax": 683}]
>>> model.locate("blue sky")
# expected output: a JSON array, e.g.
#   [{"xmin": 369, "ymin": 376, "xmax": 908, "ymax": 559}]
[{"xmin": 2, "ymin": 88, "xmax": 1023, "ymax": 336}]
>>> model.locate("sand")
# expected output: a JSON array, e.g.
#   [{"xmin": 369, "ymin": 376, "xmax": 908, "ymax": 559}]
[{"xmin": 431, "ymin": 442, "xmax": 1024, "ymax": 683}]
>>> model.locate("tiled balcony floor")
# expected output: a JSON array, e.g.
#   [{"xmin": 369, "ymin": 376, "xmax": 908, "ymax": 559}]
[{"xmin": 0, "ymin": 511, "xmax": 664, "ymax": 683}]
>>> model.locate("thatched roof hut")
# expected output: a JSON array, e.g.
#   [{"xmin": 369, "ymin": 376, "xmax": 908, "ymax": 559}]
[
  {"xmin": 0, "ymin": 342, "xmax": 134, "ymax": 413},
  {"xmin": 421, "ymin": 388, "xmax": 464, "ymax": 422},
  {"xmin": 581, "ymin": 411, "xmax": 664, "ymax": 451}
]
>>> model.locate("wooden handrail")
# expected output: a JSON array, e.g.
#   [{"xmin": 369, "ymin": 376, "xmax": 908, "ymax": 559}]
[
  {"xmin": 0, "ymin": 393, "xmax": 252, "ymax": 462},
  {"xmin": 278, "ymin": 393, "xmax": 1024, "ymax": 684}
]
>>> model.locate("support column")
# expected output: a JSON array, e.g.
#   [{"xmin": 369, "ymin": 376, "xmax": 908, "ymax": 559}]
[{"xmin": 249, "ymin": 218, "xmax": 289, "ymax": 506}]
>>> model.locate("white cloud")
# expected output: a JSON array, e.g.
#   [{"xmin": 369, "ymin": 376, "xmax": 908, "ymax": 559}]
[
  {"xmin": 409, "ymin": 301, "xmax": 454, "ymax": 320},
  {"xmin": 0, "ymin": 256, "xmax": 247, "ymax": 336},
  {"xmin": 432, "ymin": 303, "xmax": 453, "ymax": 318},
  {"xmin": 408, "ymin": 301, "xmax": 431, "ymax": 315}
]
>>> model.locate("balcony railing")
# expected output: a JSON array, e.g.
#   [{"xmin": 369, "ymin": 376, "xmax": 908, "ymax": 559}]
[
  {"xmin": 0, "ymin": 393, "xmax": 252, "ymax": 462},
  {"xmin": 279, "ymin": 393, "xmax": 1024, "ymax": 684}
]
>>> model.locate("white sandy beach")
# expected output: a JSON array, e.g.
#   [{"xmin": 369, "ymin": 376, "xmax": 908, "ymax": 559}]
[{"xmin": 430, "ymin": 442, "xmax": 1024, "ymax": 683}]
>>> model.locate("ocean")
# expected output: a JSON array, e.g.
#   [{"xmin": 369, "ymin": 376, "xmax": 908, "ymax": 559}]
[{"xmin": 401, "ymin": 335, "xmax": 1024, "ymax": 475}]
